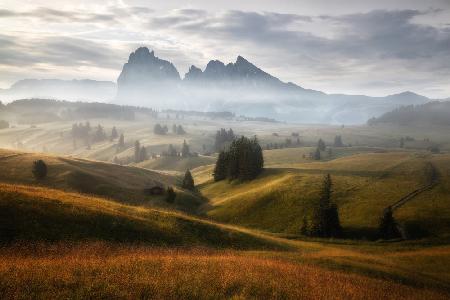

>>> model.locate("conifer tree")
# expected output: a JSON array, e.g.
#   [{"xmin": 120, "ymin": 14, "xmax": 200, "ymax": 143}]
[
  {"xmin": 378, "ymin": 207, "xmax": 401, "ymax": 239},
  {"xmin": 165, "ymin": 187, "xmax": 176, "ymax": 203},
  {"xmin": 140, "ymin": 146, "xmax": 148, "ymax": 162},
  {"xmin": 213, "ymin": 151, "xmax": 228, "ymax": 181},
  {"xmin": 318, "ymin": 139, "xmax": 326, "ymax": 151},
  {"xmin": 314, "ymin": 147, "xmax": 321, "ymax": 160},
  {"xmin": 182, "ymin": 169, "xmax": 195, "ymax": 190},
  {"xmin": 118, "ymin": 133, "xmax": 125, "ymax": 150},
  {"xmin": 32, "ymin": 159, "xmax": 47, "ymax": 180},
  {"xmin": 181, "ymin": 140, "xmax": 190, "ymax": 158},
  {"xmin": 134, "ymin": 140, "xmax": 141, "ymax": 162},
  {"xmin": 111, "ymin": 126, "xmax": 118, "ymax": 140},
  {"xmin": 307, "ymin": 174, "xmax": 341, "ymax": 237}
]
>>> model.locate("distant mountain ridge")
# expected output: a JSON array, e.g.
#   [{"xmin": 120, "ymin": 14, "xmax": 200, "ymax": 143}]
[
  {"xmin": 0, "ymin": 79, "xmax": 116, "ymax": 102},
  {"xmin": 114, "ymin": 47, "xmax": 435, "ymax": 124},
  {"xmin": 2, "ymin": 46, "xmax": 444, "ymax": 124}
]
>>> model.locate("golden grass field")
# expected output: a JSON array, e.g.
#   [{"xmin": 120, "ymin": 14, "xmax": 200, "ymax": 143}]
[
  {"xmin": 1, "ymin": 119, "xmax": 450, "ymax": 299},
  {"xmin": 0, "ymin": 243, "xmax": 449, "ymax": 300},
  {"xmin": 196, "ymin": 151, "xmax": 450, "ymax": 240}
]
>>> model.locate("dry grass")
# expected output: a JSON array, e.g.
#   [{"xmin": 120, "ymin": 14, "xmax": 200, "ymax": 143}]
[{"xmin": 0, "ymin": 243, "xmax": 447, "ymax": 300}]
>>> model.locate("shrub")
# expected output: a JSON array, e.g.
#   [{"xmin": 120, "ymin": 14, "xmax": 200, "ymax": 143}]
[
  {"xmin": 165, "ymin": 187, "xmax": 176, "ymax": 203},
  {"xmin": 32, "ymin": 160, "xmax": 47, "ymax": 180}
]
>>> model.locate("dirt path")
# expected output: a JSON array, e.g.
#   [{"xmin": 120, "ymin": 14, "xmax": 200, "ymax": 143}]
[{"xmin": 389, "ymin": 162, "xmax": 439, "ymax": 211}]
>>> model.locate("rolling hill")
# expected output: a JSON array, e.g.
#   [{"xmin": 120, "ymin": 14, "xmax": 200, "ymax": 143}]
[
  {"xmin": 0, "ymin": 182, "xmax": 285, "ymax": 250},
  {"xmin": 135, "ymin": 155, "xmax": 215, "ymax": 173},
  {"xmin": 0, "ymin": 148, "xmax": 204, "ymax": 212},
  {"xmin": 197, "ymin": 151, "xmax": 450, "ymax": 240}
]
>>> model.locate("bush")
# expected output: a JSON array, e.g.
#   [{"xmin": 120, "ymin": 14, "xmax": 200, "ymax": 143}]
[
  {"xmin": 32, "ymin": 160, "xmax": 47, "ymax": 180},
  {"xmin": 165, "ymin": 187, "xmax": 176, "ymax": 203}
]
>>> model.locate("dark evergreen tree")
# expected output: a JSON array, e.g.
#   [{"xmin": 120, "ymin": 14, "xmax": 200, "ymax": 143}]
[
  {"xmin": 32, "ymin": 159, "xmax": 47, "ymax": 180},
  {"xmin": 172, "ymin": 124, "xmax": 177, "ymax": 134},
  {"xmin": 306, "ymin": 174, "xmax": 342, "ymax": 237},
  {"xmin": 134, "ymin": 140, "xmax": 141, "ymax": 162},
  {"xmin": 213, "ymin": 151, "xmax": 228, "ymax": 181},
  {"xmin": 182, "ymin": 169, "xmax": 195, "ymax": 190},
  {"xmin": 378, "ymin": 207, "xmax": 401, "ymax": 239},
  {"xmin": 166, "ymin": 144, "xmax": 177, "ymax": 157},
  {"xmin": 334, "ymin": 135, "xmax": 344, "ymax": 147},
  {"xmin": 181, "ymin": 140, "xmax": 190, "ymax": 158},
  {"xmin": 165, "ymin": 187, "xmax": 176, "ymax": 203},
  {"xmin": 317, "ymin": 139, "xmax": 326, "ymax": 151},
  {"xmin": 111, "ymin": 126, "xmax": 118, "ymax": 140},
  {"xmin": 140, "ymin": 146, "xmax": 148, "ymax": 162},
  {"xmin": 176, "ymin": 125, "xmax": 186, "ymax": 135},
  {"xmin": 118, "ymin": 133, "xmax": 125, "ymax": 150},
  {"xmin": 313, "ymin": 147, "xmax": 321, "ymax": 160}
]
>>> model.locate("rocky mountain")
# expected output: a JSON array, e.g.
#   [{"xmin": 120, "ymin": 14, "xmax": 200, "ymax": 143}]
[
  {"xmin": 0, "ymin": 79, "xmax": 116, "ymax": 102},
  {"xmin": 114, "ymin": 47, "xmax": 435, "ymax": 123},
  {"xmin": 116, "ymin": 47, "xmax": 180, "ymax": 100}
]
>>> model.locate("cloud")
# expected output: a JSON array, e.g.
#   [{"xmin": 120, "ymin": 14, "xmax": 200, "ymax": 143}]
[
  {"xmin": 0, "ymin": 6, "xmax": 154, "ymax": 24},
  {"xmin": 0, "ymin": 4, "xmax": 449, "ymax": 97}
]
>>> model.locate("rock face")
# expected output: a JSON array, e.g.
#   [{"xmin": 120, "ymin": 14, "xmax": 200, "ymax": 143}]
[
  {"xmin": 114, "ymin": 47, "xmax": 431, "ymax": 124},
  {"xmin": 117, "ymin": 47, "xmax": 180, "ymax": 100}
]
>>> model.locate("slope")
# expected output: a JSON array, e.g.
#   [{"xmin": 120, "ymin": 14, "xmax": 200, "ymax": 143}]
[
  {"xmin": 0, "ymin": 148, "xmax": 203, "ymax": 212},
  {"xmin": 197, "ymin": 152, "xmax": 449, "ymax": 239},
  {"xmin": 0, "ymin": 182, "xmax": 285, "ymax": 250}
]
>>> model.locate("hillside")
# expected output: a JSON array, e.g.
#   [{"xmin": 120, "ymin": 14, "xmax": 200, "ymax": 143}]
[
  {"xmin": 135, "ymin": 155, "xmax": 215, "ymax": 172},
  {"xmin": 0, "ymin": 182, "xmax": 284, "ymax": 250},
  {"xmin": 0, "ymin": 149, "xmax": 204, "ymax": 212},
  {"xmin": 368, "ymin": 101, "xmax": 450, "ymax": 126},
  {"xmin": 197, "ymin": 152, "xmax": 449, "ymax": 240}
]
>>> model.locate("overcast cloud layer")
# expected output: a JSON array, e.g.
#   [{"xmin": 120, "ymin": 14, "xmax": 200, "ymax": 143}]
[{"xmin": 0, "ymin": 0, "xmax": 449, "ymax": 98}]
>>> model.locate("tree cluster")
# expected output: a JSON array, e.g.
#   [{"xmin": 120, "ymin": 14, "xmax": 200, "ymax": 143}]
[
  {"xmin": 134, "ymin": 140, "xmax": 148, "ymax": 163},
  {"xmin": 154, "ymin": 123, "xmax": 169, "ymax": 135},
  {"xmin": 214, "ymin": 128, "xmax": 235, "ymax": 151},
  {"xmin": 214, "ymin": 136, "xmax": 264, "ymax": 181},
  {"xmin": 301, "ymin": 174, "xmax": 341, "ymax": 237},
  {"xmin": 172, "ymin": 124, "xmax": 186, "ymax": 135},
  {"xmin": 265, "ymin": 138, "xmax": 301, "ymax": 150}
]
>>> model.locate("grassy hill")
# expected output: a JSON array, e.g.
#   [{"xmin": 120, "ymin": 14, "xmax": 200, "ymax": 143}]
[
  {"xmin": 135, "ymin": 155, "xmax": 215, "ymax": 172},
  {"xmin": 0, "ymin": 182, "xmax": 286, "ymax": 250},
  {"xmin": 197, "ymin": 151, "xmax": 449, "ymax": 240},
  {"xmin": 0, "ymin": 148, "xmax": 204, "ymax": 212}
]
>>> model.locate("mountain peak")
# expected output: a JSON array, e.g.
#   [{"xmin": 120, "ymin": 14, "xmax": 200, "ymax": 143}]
[{"xmin": 236, "ymin": 55, "xmax": 249, "ymax": 65}]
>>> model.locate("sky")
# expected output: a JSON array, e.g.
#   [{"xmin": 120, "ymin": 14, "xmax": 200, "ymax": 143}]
[{"xmin": 0, "ymin": 0, "xmax": 449, "ymax": 98}]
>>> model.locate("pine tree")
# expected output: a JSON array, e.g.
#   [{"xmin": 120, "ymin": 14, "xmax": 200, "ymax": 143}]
[
  {"xmin": 111, "ymin": 126, "xmax": 118, "ymax": 140},
  {"xmin": 334, "ymin": 135, "xmax": 344, "ymax": 147},
  {"xmin": 378, "ymin": 207, "xmax": 401, "ymax": 239},
  {"xmin": 118, "ymin": 134, "xmax": 125, "ymax": 150},
  {"xmin": 165, "ymin": 187, "xmax": 176, "ymax": 203},
  {"xmin": 140, "ymin": 146, "xmax": 148, "ymax": 162},
  {"xmin": 307, "ymin": 174, "xmax": 341, "ymax": 237},
  {"xmin": 134, "ymin": 140, "xmax": 141, "ymax": 162},
  {"xmin": 317, "ymin": 139, "xmax": 326, "ymax": 151},
  {"xmin": 314, "ymin": 147, "xmax": 321, "ymax": 160},
  {"xmin": 181, "ymin": 140, "xmax": 190, "ymax": 158},
  {"xmin": 182, "ymin": 169, "xmax": 195, "ymax": 190},
  {"xmin": 214, "ymin": 151, "xmax": 228, "ymax": 181},
  {"xmin": 32, "ymin": 159, "xmax": 47, "ymax": 180}
]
